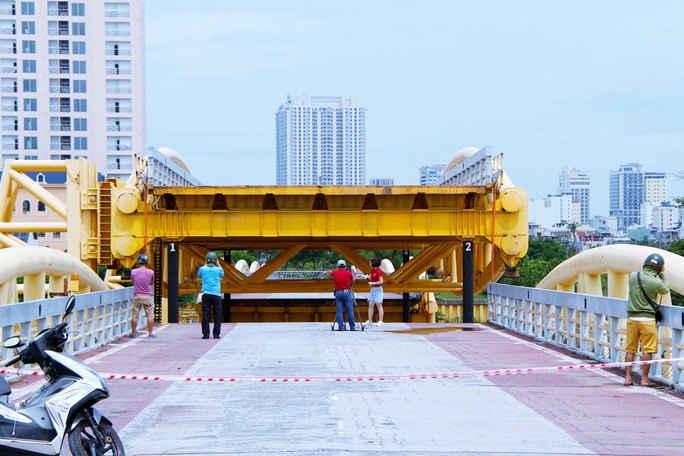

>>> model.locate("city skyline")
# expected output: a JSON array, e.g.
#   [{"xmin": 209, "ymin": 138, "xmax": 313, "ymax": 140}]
[{"xmin": 144, "ymin": 1, "xmax": 684, "ymax": 216}]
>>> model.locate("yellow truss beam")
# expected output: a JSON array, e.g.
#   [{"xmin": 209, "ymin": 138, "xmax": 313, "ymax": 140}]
[
  {"xmin": 109, "ymin": 184, "xmax": 528, "ymax": 296},
  {"xmin": 0, "ymin": 158, "xmax": 528, "ymax": 300}
]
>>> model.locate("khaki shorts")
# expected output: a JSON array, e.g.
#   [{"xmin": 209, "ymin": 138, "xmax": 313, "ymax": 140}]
[
  {"xmin": 625, "ymin": 319, "xmax": 658, "ymax": 354},
  {"xmin": 133, "ymin": 295, "xmax": 153, "ymax": 317}
]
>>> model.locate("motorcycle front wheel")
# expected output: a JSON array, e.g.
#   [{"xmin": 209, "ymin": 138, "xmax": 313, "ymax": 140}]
[{"xmin": 68, "ymin": 420, "xmax": 125, "ymax": 456}]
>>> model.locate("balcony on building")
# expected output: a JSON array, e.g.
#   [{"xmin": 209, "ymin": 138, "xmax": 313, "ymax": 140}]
[
  {"xmin": 1, "ymin": 97, "xmax": 17, "ymax": 112},
  {"xmin": 0, "ymin": 1, "xmax": 16, "ymax": 16},
  {"xmin": 0, "ymin": 38, "xmax": 15, "ymax": 54},
  {"xmin": 1, "ymin": 117, "xmax": 17, "ymax": 131},
  {"xmin": 1, "ymin": 77, "xmax": 16, "ymax": 92},
  {"xmin": 0, "ymin": 20, "xmax": 15, "ymax": 35},
  {"xmin": 105, "ymin": 3, "xmax": 130, "ymax": 18},
  {"xmin": 106, "ymin": 42, "xmax": 131, "ymax": 56},
  {"xmin": 0, "ymin": 58, "xmax": 16, "ymax": 73}
]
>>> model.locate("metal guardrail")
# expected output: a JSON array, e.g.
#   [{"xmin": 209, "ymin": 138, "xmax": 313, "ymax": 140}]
[
  {"xmin": 488, "ymin": 283, "xmax": 684, "ymax": 391},
  {"xmin": 0, "ymin": 288, "xmax": 133, "ymax": 363}
]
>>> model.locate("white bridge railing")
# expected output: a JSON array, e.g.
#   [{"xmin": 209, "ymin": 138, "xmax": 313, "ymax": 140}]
[
  {"xmin": 0, "ymin": 288, "xmax": 134, "ymax": 362},
  {"xmin": 488, "ymin": 283, "xmax": 684, "ymax": 391}
]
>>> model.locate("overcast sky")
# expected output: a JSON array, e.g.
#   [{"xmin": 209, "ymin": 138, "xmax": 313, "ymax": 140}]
[{"xmin": 143, "ymin": 0, "xmax": 684, "ymax": 217}]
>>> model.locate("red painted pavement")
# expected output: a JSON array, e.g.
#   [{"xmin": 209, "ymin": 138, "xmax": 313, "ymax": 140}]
[{"xmin": 420, "ymin": 324, "xmax": 684, "ymax": 455}]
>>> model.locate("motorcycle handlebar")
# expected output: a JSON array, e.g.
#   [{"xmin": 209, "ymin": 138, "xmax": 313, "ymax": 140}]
[
  {"xmin": 2, "ymin": 321, "xmax": 71, "ymax": 367},
  {"xmin": 4, "ymin": 354, "xmax": 21, "ymax": 367}
]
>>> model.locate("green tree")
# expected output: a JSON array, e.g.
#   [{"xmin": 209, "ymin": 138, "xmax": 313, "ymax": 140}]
[
  {"xmin": 226, "ymin": 250, "xmax": 258, "ymax": 266},
  {"xmin": 567, "ymin": 221, "xmax": 578, "ymax": 241},
  {"xmin": 667, "ymin": 239, "xmax": 684, "ymax": 257},
  {"xmin": 526, "ymin": 238, "xmax": 568, "ymax": 261}
]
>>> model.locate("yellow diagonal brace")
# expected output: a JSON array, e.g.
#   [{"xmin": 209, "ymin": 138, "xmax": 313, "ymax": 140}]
[
  {"xmin": 9, "ymin": 169, "xmax": 67, "ymax": 219},
  {"xmin": 329, "ymin": 244, "xmax": 375, "ymax": 274},
  {"xmin": 220, "ymin": 261, "xmax": 247, "ymax": 285},
  {"xmin": 392, "ymin": 244, "xmax": 458, "ymax": 284}
]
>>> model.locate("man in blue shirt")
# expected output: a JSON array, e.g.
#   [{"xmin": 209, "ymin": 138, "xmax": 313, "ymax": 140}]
[{"xmin": 198, "ymin": 251, "xmax": 225, "ymax": 339}]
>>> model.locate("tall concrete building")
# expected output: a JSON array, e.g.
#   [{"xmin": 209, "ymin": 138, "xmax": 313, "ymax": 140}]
[
  {"xmin": 0, "ymin": 0, "xmax": 145, "ymax": 180},
  {"xmin": 528, "ymin": 194, "xmax": 578, "ymax": 230},
  {"xmin": 419, "ymin": 164, "xmax": 445, "ymax": 186},
  {"xmin": 276, "ymin": 95, "xmax": 366, "ymax": 186},
  {"xmin": 644, "ymin": 172, "xmax": 667, "ymax": 203},
  {"xmin": 369, "ymin": 177, "xmax": 393, "ymax": 186},
  {"xmin": 609, "ymin": 163, "xmax": 644, "ymax": 228},
  {"xmin": 558, "ymin": 166, "xmax": 590, "ymax": 224}
]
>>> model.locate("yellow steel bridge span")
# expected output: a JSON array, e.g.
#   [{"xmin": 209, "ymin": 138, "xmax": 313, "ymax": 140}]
[{"xmin": 0, "ymin": 154, "xmax": 528, "ymax": 321}]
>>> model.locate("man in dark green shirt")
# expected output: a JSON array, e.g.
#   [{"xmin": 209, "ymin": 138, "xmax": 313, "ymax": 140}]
[{"xmin": 624, "ymin": 253, "xmax": 669, "ymax": 386}]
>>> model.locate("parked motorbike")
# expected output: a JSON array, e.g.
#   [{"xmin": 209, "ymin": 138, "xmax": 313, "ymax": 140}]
[{"xmin": 0, "ymin": 295, "xmax": 124, "ymax": 455}]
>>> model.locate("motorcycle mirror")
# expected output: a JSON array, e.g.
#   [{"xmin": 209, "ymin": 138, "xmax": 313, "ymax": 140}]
[
  {"xmin": 3, "ymin": 336, "xmax": 24, "ymax": 349},
  {"xmin": 63, "ymin": 295, "xmax": 76, "ymax": 318}
]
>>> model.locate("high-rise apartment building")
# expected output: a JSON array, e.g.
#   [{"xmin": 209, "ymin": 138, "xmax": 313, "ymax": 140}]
[
  {"xmin": 419, "ymin": 164, "xmax": 445, "ymax": 186},
  {"xmin": 558, "ymin": 166, "xmax": 590, "ymax": 224},
  {"xmin": 609, "ymin": 163, "xmax": 644, "ymax": 228},
  {"xmin": 369, "ymin": 177, "xmax": 393, "ymax": 186},
  {"xmin": 276, "ymin": 95, "xmax": 366, "ymax": 186},
  {"xmin": 644, "ymin": 172, "xmax": 666, "ymax": 203},
  {"xmin": 0, "ymin": 0, "xmax": 145, "ymax": 180}
]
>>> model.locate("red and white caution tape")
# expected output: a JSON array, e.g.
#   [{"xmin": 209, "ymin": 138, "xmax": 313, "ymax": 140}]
[{"xmin": 2, "ymin": 357, "xmax": 683, "ymax": 383}]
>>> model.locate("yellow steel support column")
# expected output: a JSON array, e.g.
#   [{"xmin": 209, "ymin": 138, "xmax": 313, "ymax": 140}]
[
  {"xmin": 449, "ymin": 249, "xmax": 458, "ymax": 283},
  {"xmin": 580, "ymin": 272, "xmax": 603, "ymax": 296},
  {"xmin": 66, "ymin": 159, "xmax": 101, "ymax": 272},
  {"xmin": 24, "ymin": 272, "xmax": 46, "ymax": 302},
  {"xmin": 48, "ymin": 274, "xmax": 68, "ymax": 296},
  {"xmin": 607, "ymin": 270, "xmax": 629, "ymax": 299}
]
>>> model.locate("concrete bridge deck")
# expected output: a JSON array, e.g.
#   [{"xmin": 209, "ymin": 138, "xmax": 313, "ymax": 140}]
[{"xmin": 10, "ymin": 322, "xmax": 684, "ymax": 456}]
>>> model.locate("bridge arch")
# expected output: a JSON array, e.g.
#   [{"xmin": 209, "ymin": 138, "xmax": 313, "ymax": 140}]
[
  {"xmin": 0, "ymin": 246, "xmax": 107, "ymax": 303},
  {"xmin": 537, "ymin": 244, "xmax": 684, "ymax": 301}
]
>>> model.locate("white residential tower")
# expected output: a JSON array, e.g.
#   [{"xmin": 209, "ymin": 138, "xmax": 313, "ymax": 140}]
[
  {"xmin": 0, "ymin": 0, "xmax": 145, "ymax": 180},
  {"xmin": 276, "ymin": 95, "xmax": 366, "ymax": 186},
  {"xmin": 558, "ymin": 166, "xmax": 590, "ymax": 224}
]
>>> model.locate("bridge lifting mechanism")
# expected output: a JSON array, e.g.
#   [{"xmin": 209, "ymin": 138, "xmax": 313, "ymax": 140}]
[{"xmin": 0, "ymin": 152, "xmax": 528, "ymax": 321}]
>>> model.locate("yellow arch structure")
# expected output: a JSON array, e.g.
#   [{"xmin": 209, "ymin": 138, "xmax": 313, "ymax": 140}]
[
  {"xmin": 0, "ymin": 159, "xmax": 108, "ymax": 302},
  {"xmin": 537, "ymin": 244, "xmax": 684, "ymax": 301},
  {"xmin": 0, "ymin": 246, "xmax": 107, "ymax": 303}
]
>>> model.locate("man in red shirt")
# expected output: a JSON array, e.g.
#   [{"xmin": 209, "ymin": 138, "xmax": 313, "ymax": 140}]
[{"xmin": 329, "ymin": 259, "xmax": 356, "ymax": 330}]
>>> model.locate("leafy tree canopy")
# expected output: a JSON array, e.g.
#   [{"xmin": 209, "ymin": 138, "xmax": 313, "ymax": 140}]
[
  {"xmin": 525, "ymin": 238, "xmax": 568, "ymax": 262},
  {"xmin": 667, "ymin": 239, "xmax": 684, "ymax": 257}
]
